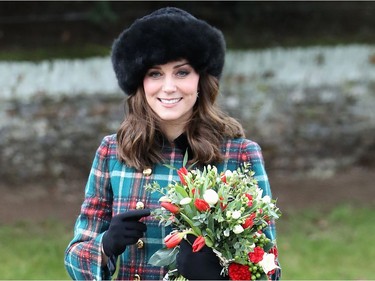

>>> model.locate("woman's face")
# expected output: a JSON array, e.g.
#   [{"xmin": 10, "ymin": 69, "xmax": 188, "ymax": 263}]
[{"xmin": 143, "ymin": 59, "xmax": 199, "ymax": 128}]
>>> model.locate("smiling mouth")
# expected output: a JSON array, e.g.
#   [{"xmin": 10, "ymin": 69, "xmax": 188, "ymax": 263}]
[{"xmin": 158, "ymin": 98, "xmax": 182, "ymax": 104}]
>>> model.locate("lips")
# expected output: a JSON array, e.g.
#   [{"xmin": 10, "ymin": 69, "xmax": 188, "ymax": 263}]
[{"xmin": 158, "ymin": 98, "xmax": 182, "ymax": 104}]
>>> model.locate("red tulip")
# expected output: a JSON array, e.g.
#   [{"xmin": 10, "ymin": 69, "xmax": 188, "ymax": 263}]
[
  {"xmin": 192, "ymin": 235, "xmax": 206, "ymax": 252},
  {"xmin": 177, "ymin": 167, "xmax": 188, "ymax": 186},
  {"xmin": 191, "ymin": 188, "xmax": 201, "ymax": 196},
  {"xmin": 164, "ymin": 232, "xmax": 185, "ymax": 248},
  {"xmin": 161, "ymin": 202, "xmax": 180, "ymax": 214},
  {"xmin": 245, "ymin": 193, "xmax": 253, "ymax": 206},
  {"xmin": 194, "ymin": 198, "xmax": 210, "ymax": 212},
  {"xmin": 242, "ymin": 212, "xmax": 256, "ymax": 229},
  {"xmin": 219, "ymin": 196, "xmax": 227, "ymax": 210},
  {"xmin": 220, "ymin": 174, "xmax": 227, "ymax": 183}
]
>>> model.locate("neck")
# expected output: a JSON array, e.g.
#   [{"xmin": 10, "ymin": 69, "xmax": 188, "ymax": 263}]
[{"xmin": 161, "ymin": 124, "xmax": 186, "ymax": 142}]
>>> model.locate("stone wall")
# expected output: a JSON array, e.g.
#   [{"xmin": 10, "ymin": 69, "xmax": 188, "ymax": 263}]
[{"xmin": 1, "ymin": 44, "xmax": 375, "ymax": 187}]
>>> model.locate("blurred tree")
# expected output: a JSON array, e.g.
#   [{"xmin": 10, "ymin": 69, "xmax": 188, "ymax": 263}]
[
  {"xmin": 1, "ymin": 1, "xmax": 375, "ymax": 58},
  {"xmin": 87, "ymin": 1, "xmax": 118, "ymax": 26}
]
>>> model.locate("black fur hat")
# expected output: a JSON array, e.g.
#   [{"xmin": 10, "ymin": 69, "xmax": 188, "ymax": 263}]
[{"xmin": 111, "ymin": 7, "xmax": 226, "ymax": 95}]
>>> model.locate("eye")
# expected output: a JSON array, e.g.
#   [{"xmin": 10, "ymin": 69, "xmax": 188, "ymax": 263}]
[
  {"xmin": 147, "ymin": 70, "xmax": 162, "ymax": 78},
  {"xmin": 176, "ymin": 69, "xmax": 190, "ymax": 78}
]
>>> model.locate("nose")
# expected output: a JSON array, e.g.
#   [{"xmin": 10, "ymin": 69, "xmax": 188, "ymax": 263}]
[{"xmin": 162, "ymin": 75, "xmax": 177, "ymax": 93}]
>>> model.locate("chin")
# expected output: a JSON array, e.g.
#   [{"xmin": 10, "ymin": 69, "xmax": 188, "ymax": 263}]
[{"xmin": 159, "ymin": 116, "xmax": 180, "ymax": 122}]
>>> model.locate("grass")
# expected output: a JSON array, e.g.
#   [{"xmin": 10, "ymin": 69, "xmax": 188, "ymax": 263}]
[
  {"xmin": 0, "ymin": 204, "xmax": 374, "ymax": 279},
  {"xmin": 0, "ymin": 220, "xmax": 72, "ymax": 279},
  {"xmin": 277, "ymin": 204, "xmax": 375, "ymax": 280}
]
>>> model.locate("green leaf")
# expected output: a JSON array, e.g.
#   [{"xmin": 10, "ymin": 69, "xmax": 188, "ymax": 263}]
[
  {"xmin": 164, "ymin": 164, "xmax": 177, "ymax": 170},
  {"xmin": 183, "ymin": 150, "xmax": 189, "ymax": 167},
  {"xmin": 207, "ymin": 214, "xmax": 215, "ymax": 233},
  {"xmin": 180, "ymin": 212, "xmax": 202, "ymax": 235},
  {"xmin": 263, "ymin": 240, "xmax": 275, "ymax": 252},
  {"xmin": 204, "ymin": 236, "xmax": 214, "ymax": 247},
  {"xmin": 187, "ymin": 160, "xmax": 198, "ymax": 170},
  {"xmin": 259, "ymin": 273, "xmax": 269, "ymax": 280},
  {"xmin": 175, "ymin": 185, "xmax": 189, "ymax": 198},
  {"xmin": 148, "ymin": 247, "xmax": 179, "ymax": 266}
]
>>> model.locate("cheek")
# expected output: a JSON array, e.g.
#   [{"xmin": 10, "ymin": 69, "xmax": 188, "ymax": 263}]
[
  {"xmin": 143, "ymin": 79, "xmax": 159, "ymax": 97},
  {"xmin": 184, "ymin": 76, "xmax": 200, "ymax": 94}
]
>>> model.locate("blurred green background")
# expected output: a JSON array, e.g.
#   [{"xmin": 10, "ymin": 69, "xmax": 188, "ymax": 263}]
[{"xmin": 1, "ymin": 1, "xmax": 374, "ymax": 280}]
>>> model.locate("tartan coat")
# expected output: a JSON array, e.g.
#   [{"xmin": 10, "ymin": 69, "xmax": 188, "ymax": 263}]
[{"xmin": 64, "ymin": 133, "xmax": 280, "ymax": 280}]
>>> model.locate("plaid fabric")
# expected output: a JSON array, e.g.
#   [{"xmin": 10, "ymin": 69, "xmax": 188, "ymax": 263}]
[{"xmin": 64, "ymin": 134, "xmax": 281, "ymax": 280}]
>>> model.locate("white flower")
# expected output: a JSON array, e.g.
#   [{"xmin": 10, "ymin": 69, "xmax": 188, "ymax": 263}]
[
  {"xmin": 159, "ymin": 196, "xmax": 171, "ymax": 202},
  {"xmin": 224, "ymin": 170, "xmax": 232, "ymax": 177},
  {"xmin": 259, "ymin": 253, "xmax": 280, "ymax": 274},
  {"xmin": 232, "ymin": 210, "xmax": 242, "ymax": 219},
  {"xmin": 262, "ymin": 195, "xmax": 271, "ymax": 203},
  {"xmin": 180, "ymin": 197, "xmax": 192, "ymax": 205},
  {"xmin": 233, "ymin": 225, "xmax": 244, "ymax": 234},
  {"xmin": 224, "ymin": 228, "xmax": 230, "ymax": 237},
  {"xmin": 203, "ymin": 189, "xmax": 219, "ymax": 206},
  {"xmin": 226, "ymin": 211, "xmax": 232, "ymax": 218}
]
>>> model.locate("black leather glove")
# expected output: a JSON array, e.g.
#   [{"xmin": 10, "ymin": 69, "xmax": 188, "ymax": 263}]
[
  {"xmin": 102, "ymin": 209, "xmax": 150, "ymax": 257},
  {"xmin": 176, "ymin": 234, "xmax": 228, "ymax": 280}
]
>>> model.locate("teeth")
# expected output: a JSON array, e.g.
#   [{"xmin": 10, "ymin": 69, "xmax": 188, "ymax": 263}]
[{"xmin": 160, "ymin": 98, "xmax": 180, "ymax": 104}]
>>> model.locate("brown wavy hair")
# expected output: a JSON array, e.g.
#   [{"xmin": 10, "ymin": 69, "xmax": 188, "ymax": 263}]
[{"xmin": 116, "ymin": 74, "xmax": 245, "ymax": 170}]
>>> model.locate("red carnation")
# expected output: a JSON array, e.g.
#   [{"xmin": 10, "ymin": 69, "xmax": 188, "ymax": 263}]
[
  {"xmin": 249, "ymin": 246, "xmax": 265, "ymax": 263},
  {"xmin": 194, "ymin": 198, "xmax": 210, "ymax": 212},
  {"xmin": 177, "ymin": 167, "xmax": 188, "ymax": 186},
  {"xmin": 228, "ymin": 263, "xmax": 251, "ymax": 280}
]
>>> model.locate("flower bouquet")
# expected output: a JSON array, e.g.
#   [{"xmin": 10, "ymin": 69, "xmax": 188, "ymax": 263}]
[{"xmin": 145, "ymin": 160, "xmax": 281, "ymax": 280}]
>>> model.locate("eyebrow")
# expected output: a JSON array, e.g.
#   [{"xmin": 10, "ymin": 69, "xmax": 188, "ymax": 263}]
[
  {"xmin": 174, "ymin": 62, "xmax": 190, "ymax": 68},
  {"xmin": 150, "ymin": 62, "xmax": 190, "ymax": 69}
]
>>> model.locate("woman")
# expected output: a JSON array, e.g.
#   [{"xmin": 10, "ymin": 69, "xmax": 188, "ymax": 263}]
[{"xmin": 64, "ymin": 7, "xmax": 280, "ymax": 280}]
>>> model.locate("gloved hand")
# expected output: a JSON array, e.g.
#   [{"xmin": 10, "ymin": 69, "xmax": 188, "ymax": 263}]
[
  {"xmin": 102, "ymin": 209, "xmax": 150, "ymax": 257},
  {"xmin": 176, "ymin": 234, "xmax": 228, "ymax": 280}
]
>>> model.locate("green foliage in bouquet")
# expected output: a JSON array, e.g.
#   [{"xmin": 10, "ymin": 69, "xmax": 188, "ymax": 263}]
[{"xmin": 145, "ymin": 157, "xmax": 281, "ymax": 280}]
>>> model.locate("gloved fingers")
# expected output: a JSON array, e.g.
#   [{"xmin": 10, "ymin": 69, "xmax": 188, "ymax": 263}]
[
  {"xmin": 177, "ymin": 250, "xmax": 226, "ymax": 280},
  {"xmin": 123, "ymin": 221, "xmax": 147, "ymax": 232},
  {"xmin": 120, "ymin": 209, "xmax": 151, "ymax": 221},
  {"xmin": 122, "ymin": 227, "xmax": 147, "ymax": 245},
  {"xmin": 177, "ymin": 235, "xmax": 227, "ymax": 280},
  {"xmin": 123, "ymin": 236, "xmax": 143, "ymax": 245}
]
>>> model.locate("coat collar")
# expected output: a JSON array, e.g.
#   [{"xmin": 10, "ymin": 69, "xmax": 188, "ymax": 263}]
[{"xmin": 156, "ymin": 132, "xmax": 193, "ymax": 160}]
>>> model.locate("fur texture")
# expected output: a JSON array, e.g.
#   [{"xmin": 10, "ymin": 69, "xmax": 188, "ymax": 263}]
[{"xmin": 111, "ymin": 7, "xmax": 226, "ymax": 95}]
